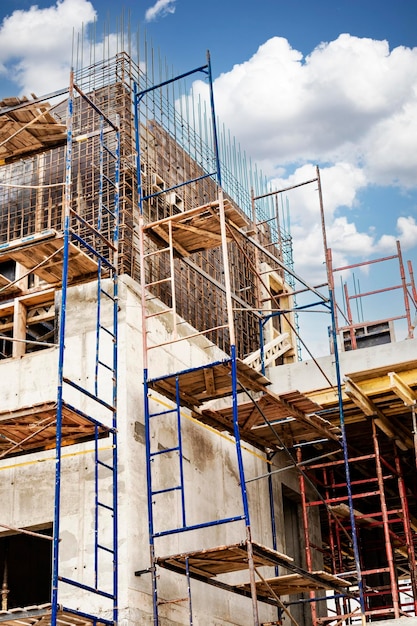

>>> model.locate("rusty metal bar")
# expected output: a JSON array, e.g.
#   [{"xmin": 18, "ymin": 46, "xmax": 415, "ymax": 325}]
[
  {"xmin": 371, "ymin": 419, "xmax": 400, "ymax": 618},
  {"xmin": 396, "ymin": 240, "xmax": 413, "ymax": 336},
  {"xmin": 343, "ymin": 282, "xmax": 357, "ymax": 350},
  {"xmin": 252, "ymin": 177, "xmax": 318, "ymax": 202},
  {"xmin": 297, "ymin": 448, "xmax": 317, "ymax": 625}
]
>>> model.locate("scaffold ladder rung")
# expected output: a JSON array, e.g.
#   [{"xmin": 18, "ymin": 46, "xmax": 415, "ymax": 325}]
[
  {"xmin": 148, "ymin": 408, "xmax": 177, "ymax": 418},
  {"xmin": 103, "ymin": 144, "xmax": 117, "ymax": 159},
  {"xmin": 101, "ymin": 203, "xmax": 117, "ymax": 219},
  {"xmin": 98, "ymin": 359, "xmax": 114, "ymax": 372},
  {"xmin": 144, "ymin": 247, "xmax": 170, "ymax": 258},
  {"xmin": 98, "ymin": 459, "xmax": 114, "ymax": 471},
  {"xmin": 98, "ymin": 500, "xmax": 115, "ymax": 512},
  {"xmin": 150, "ymin": 445, "xmax": 180, "ymax": 457},
  {"xmin": 146, "ymin": 277, "xmax": 171, "ymax": 288},
  {"xmin": 99, "ymin": 324, "xmax": 116, "ymax": 338},
  {"xmin": 98, "ymin": 543, "xmax": 115, "ymax": 555},
  {"xmin": 103, "ymin": 173, "xmax": 117, "ymax": 188},
  {"xmin": 145, "ymin": 307, "xmax": 173, "ymax": 320},
  {"xmin": 152, "ymin": 485, "xmax": 182, "ymax": 496},
  {"xmin": 100, "ymin": 288, "xmax": 117, "ymax": 301}
]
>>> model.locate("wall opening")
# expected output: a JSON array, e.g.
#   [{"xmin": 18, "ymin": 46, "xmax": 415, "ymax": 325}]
[
  {"xmin": 0, "ymin": 525, "xmax": 52, "ymax": 609},
  {"xmin": 282, "ymin": 485, "xmax": 312, "ymax": 626}
]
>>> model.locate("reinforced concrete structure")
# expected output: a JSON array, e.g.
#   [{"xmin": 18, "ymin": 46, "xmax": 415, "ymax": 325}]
[{"xmin": 0, "ymin": 43, "xmax": 415, "ymax": 626}]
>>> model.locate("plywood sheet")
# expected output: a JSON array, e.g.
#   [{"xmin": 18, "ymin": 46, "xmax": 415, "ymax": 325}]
[
  {"xmin": 0, "ymin": 231, "xmax": 98, "ymax": 283},
  {"xmin": 0, "ymin": 401, "xmax": 108, "ymax": 457},
  {"xmin": 193, "ymin": 388, "xmax": 339, "ymax": 450},
  {"xmin": 149, "ymin": 359, "xmax": 270, "ymax": 410},
  {"xmin": 0, "ymin": 273, "xmax": 21, "ymax": 296},
  {"xmin": 0, "ymin": 604, "xmax": 108, "ymax": 626},
  {"xmin": 0, "ymin": 98, "xmax": 66, "ymax": 163},
  {"xmin": 143, "ymin": 199, "xmax": 248, "ymax": 256}
]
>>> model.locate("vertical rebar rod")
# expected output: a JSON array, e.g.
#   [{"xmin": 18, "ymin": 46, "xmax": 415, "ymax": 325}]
[
  {"xmin": 169, "ymin": 221, "xmax": 177, "ymax": 339},
  {"xmin": 206, "ymin": 51, "xmax": 221, "ymax": 188}
]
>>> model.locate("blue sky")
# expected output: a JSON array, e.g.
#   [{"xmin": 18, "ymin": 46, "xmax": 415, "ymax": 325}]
[{"xmin": 0, "ymin": 0, "xmax": 416, "ymax": 353}]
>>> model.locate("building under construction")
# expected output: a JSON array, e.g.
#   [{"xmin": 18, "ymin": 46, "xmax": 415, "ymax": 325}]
[{"xmin": 0, "ymin": 44, "xmax": 415, "ymax": 626}]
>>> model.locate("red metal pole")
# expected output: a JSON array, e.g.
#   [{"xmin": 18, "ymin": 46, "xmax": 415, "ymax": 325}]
[
  {"xmin": 408, "ymin": 259, "xmax": 417, "ymax": 304},
  {"xmin": 394, "ymin": 444, "xmax": 417, "ymax": 614},
  {"xmin": 324, "ymin": 466, "xmax": 343, "ymax": 620},
  {"xmin": 372, "ymin": 419, "xmax": 400, "ymax": 618},
  {"xmin": 327, "ymin": 248, "xmax": 340, "ymax": 339},
  {"xmin": 397, "ymin": 241, "xmax": 412, "ymax": 336},
  {"xmin": 298, "ymin": 448, "xmax": 318, "ymax": 625},
  {"xmin": 343, "ymin": 282, "xmax": 357, "ymax": 350}
]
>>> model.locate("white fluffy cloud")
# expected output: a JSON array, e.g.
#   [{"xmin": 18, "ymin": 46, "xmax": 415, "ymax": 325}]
[
  {"xmin": 145, "ymin": 0, "xmax": 176, "ymax": 22},
  {"xmin": 212, "ymin": 35, "xmax": 417, "ymax": 188},
  {"xmin": 0, "ymin": 0, "xmax": 96, "ymax": 96},
  {"xmin": 199, "ymin": 35, "xmax": 417, "ymax": 296}
]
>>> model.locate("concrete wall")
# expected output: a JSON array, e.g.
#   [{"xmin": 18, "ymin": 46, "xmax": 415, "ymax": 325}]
[
  {"xmin": 0, "ymin": 275, "xmax": 321, "ymax": 625},
  {"xmin": 268, "ymin": 336, "xmax": 417, "ymax": 395}
]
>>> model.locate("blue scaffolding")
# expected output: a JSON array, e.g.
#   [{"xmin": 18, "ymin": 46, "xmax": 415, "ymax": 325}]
[
  {"xmin": 51, "ymin": 71, "xmax": 120, "ymax": 626},
  {"xmin": 133, "ymin": 54, "xmax": 271, "ymax": 625}
]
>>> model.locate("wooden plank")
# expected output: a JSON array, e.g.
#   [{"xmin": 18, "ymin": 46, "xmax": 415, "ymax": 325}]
[
  {"xmin": 143, "ymin": 198, "xmax": 248, "ymax": 256},
  {"xmin": 0, "ymin": 605, "xmax": 108, "ymax": 626},
  {"xmin": 194, "ymin": 388, "xmax": 339, "ymax": 450},
  {"xmin": 203, "ymin": 367, "xmax": 216, "ymax": 397},
  {"xmin": 149, "ymin": 360, "xmax": 270, "ymax": 410},
  {"xmin": 237, "ymin": 571, "xmax": 350, "ymax": 598},
  {"xmin": 0, "ymin": 402, "xmax": 109, "ymax": 457},
  {"xmin": 157, "ymin": 541, "xmax": 293, "ymax": 578},
  {"xmin": 3, "ymin": 237, "xmax": 98, "ymax": 284},
  {"xmin": 0, "ymin": 273, "xmax": 21, "ymax": 296},
  {"xmin": 0, "ymin": 99, "xmax": 66, "ymax": 163}
]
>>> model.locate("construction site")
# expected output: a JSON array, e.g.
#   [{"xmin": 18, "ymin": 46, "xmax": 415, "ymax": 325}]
[{"xmin": 0, "ymin": 40, "xmax": 415, "ymax": 626}]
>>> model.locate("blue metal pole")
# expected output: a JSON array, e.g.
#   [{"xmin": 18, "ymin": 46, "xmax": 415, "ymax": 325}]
[
  {"xmin": 52, "ymin": 68, "xmax": 74, "ymax": 626},
  {"xmin": 94, "ymin": 424, "xmax": 99, "ymax": 589},
  {"xmin": 230, "ymin": 345, "xmax": 250, "ymax": 525},
  {"xmin": 144, "ymin": 373, "xmax": 159, "ymax": 625},
  {"xmin": 95, "ymin": 117, "xmax": 104, "ymax": 398},
  {"xmin": 176, "ymin": 375, "xmax": 187, "ymax": 529},
  {"xmin": 111, "ymin": 126, "xmax": 120, "ymax": 626},
  {"xmin": 259, "ymin": 317, "xmax": 265, "ymax": 376}
]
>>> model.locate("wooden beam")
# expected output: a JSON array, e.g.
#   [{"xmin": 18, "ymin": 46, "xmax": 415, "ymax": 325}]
[
  {"xmin": 172, "ymin": 221, "xmax": 223, "ymax": 243},
  {"xmin": 388, "ymin": 371, "xmax": 417, "ymax": 406},
  {"xmin": 203, "ymin": 367, "xmax": 216, "ymax": 397},
  {"xmin": 344, "ymin": 376, "xmax": 411, "ymax": 450},
  {"xmin": 12, "ymin": 299, "xmax": 26, "ymax": 358},
  {"xmin": 152, "ymin": 224, "xmax": 190, "ymax": 257},
  {"xmin": 344, "ymin": 377, "xmax": 377, "ymax": 416}
]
